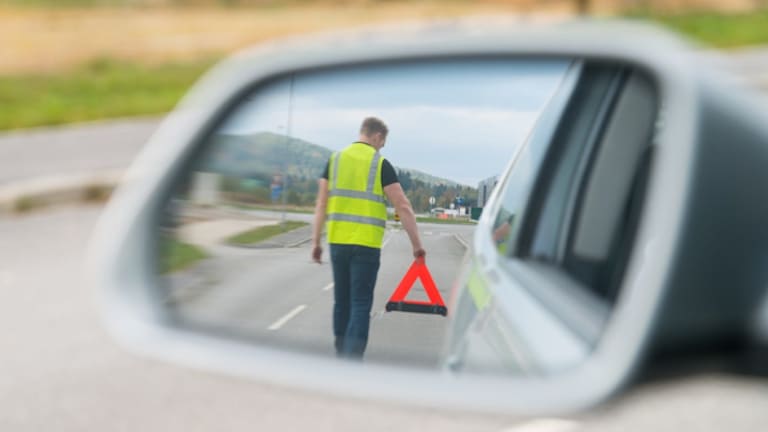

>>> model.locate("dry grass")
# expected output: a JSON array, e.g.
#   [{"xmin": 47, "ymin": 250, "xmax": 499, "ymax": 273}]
[
  {"xmin": 0, "ymin": 2, "xmax": 576, "ymax": 75},
  {"xmin": 2, "ymin": 1, "xmax": 765, "ymax": 74},
  {"xmin": 592, "ymin": 0, "xmax": 767, "ymax": 14}
]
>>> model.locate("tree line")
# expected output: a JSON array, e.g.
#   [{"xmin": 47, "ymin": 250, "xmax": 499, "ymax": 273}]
[{"xmin": 214, "ymin": 169, "xmax": 478, "ymax": 212}]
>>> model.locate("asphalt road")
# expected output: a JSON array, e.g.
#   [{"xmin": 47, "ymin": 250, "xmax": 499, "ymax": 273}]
[
  {"xmin": 2, "ymin": 205, "xmax": 768, "ymax": 432},
  {"xmin": 166, "ymin": 216, "xmax": 472, "ymax": 368},
  {"xmin": 0, "ymin": 117, "xmax": 158, "ymax": 185}
]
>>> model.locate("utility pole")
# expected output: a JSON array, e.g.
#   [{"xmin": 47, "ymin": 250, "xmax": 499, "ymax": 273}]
[{"xmin": 281, "ymin": 73, "xmax": 295, "ymax": 229}]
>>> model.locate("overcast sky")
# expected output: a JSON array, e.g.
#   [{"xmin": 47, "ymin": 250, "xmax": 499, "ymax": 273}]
[{"xmin": 221, "ymin": 59, "xmax": 571, "ymax": 186}]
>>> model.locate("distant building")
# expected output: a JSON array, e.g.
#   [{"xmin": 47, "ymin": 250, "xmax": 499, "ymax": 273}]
[{"xmin": 477, "ymin": 175, "xmax": 500, "ymax": 208}]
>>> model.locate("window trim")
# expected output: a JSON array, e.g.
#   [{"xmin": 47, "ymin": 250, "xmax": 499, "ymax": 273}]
[{"xmin": 515, "ymin": 65, "xmax": 628, "ymax": 263}]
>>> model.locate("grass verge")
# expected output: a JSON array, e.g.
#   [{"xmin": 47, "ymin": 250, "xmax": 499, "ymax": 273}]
[
  {"xmin": 0, "ymin": 57, "xmax": 217, "ymax": 130},
  {"xmin": 631, "ymin": 9, "xmax": 768, "ymax": 48},
  {"xmin": 162, "ymin": 238, "xmax": 208, "ymax": 273},
  {"xmin": 415, "ymin": 216, "xmax": 477, "ymax": 225},
  {"xmin": 227, "ymin": 220, "xmax": 308, "ymax": 245},
  {"xmin": 229, "ymin": 204, "xmax": 315, "ymax": 214},
  {"xmin": 12, "ymin": 196, "xmax": 45, "ymax": 213}
]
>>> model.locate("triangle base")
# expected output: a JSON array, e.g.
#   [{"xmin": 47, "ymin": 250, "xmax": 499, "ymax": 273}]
[{"xmin": 386, "ymin": 301, "xmax": 447, "ymax": 317}]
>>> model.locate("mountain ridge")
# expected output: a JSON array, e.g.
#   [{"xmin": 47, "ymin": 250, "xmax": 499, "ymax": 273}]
[{"xmin": 207, "ymin": 131, "xmax": 467, "ymax": 187}]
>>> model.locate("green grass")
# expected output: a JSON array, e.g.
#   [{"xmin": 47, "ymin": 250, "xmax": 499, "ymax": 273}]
[
  {"xmin": 415, "ymin": 216, "xmax": 477, "ymax": 225},
  {"xmin": 227, "ymin": 220, "xmax": 308, "ymax": 245},
  {"xmin": 229, "ymin": 203, "xmax": 315, "ymax": 214},
  {"xmin": 162, "ymin": 238, "xmax": 208, "ymax": 273},
  {"xmin": 632, "ymin": 9, "xmax": 768, "ymax": 48},
  {"xmin": 1, "ymin": 9, "xmax": 767, "ymax": 132},
  {"xmin": 0, "ymin": 57, "xmax": 217, "ymax": 131}
]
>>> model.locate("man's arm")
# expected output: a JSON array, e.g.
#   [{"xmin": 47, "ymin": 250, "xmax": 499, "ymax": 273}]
[
  {"xmin": 384, "ymin": 182, "xmax": 425, "ymax": 259},
  {"xmin": 311, "ymin": 178, "xmax": 329, "ymax": 263}
]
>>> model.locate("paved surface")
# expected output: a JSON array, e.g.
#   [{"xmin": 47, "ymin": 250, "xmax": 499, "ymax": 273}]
[
  {"xmin": 168, "ymin": 215, "xmax": 472, "ymax": 368},
  {"xmin": 725, "ymin": 46, "xmax": 768, "ymax": 90},
  {"xmin": 177, "ymin": 218, "xmax": 278, "ymax": 249},
  {"xmin": 2, "ymin": 206, "xmax": 768, "ymax": 431},
  {"xmin": 0, "ymin": 117, "xmax": 159, "ymax": 186},
  {"xmin": 0, "ymin": 206, "xmax": 514, "ymax": 431}
]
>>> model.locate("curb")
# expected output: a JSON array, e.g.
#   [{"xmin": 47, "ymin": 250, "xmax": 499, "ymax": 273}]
[
  {"xmin": 0, "ymin": 170, "xmax": 123, "ymax": 216},
  {"xmin": 227, "ymin": 226, "xmax": 314, "ymax": 249},
  {"xmin": 230, "ymin": 236, "xmax": 313, "ymax": 249}
]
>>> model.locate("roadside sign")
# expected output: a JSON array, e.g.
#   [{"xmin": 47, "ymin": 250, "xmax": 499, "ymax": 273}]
[{"xmin": 270, "ymin": 185, "xmax": 282, "ymax": 202}]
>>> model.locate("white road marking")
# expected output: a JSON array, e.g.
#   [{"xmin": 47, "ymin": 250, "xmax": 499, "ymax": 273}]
[
  {"xmin": 382, "ymin": 233, "xmax": 394, "ymax": 249},
  {"xmin": 423, "ymin": 231, "xmax": 433, "ymax": 235},
  {"xmin": 453, "ymin": 233, "xmax": 469, "ymax": 249},
  {"xmin": 267, "ymin": 305, "xmax": 307, "ymax": 331},
  {"xmin": 500, "ymin": 419, "xmax": 581, "ymax": 432},
  {"xmin": 322, "ymin": 282, "xmax": 334, "ymax": 292}
]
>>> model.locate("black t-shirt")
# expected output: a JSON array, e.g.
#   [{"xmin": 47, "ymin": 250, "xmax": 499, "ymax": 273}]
[{"xmin": 321, "ymin": 149, "xmax": 399, "ymax": 187}]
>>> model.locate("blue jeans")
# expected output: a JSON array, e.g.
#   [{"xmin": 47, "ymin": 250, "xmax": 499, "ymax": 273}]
[{"xmin": 330, "ymin": 244, "xmax": 381, "ymax": 359}]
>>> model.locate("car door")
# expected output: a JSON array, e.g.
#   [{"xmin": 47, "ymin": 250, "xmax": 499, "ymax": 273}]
[{"xmin": 443, "ymin": 62, "xmax": 659, "ymax": 375}]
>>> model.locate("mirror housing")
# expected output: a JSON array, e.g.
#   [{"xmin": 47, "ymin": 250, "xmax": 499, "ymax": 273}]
[{"xmin": 88, "ymin": 18, "xmax": 768, "ymax": 414}]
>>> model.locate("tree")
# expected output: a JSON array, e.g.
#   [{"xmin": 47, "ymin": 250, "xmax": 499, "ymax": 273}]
[
  {"xmin": 286, "ymin": 190, "xmax": 302, "ymax": 205},
  {"xmin": 398, "ymin": 169, "xmax": 413, "ymax": 191}
]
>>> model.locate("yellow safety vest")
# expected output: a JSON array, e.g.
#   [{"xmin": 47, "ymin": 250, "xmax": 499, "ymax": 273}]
[{"xmin": 326, "ymin": 142, "xmax": 387, "ymax": 248}]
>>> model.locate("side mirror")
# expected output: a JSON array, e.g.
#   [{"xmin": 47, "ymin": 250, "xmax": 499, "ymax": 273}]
[{"xmin": 88, "ymin": 20, "xmax": 768, "ymax": 414}]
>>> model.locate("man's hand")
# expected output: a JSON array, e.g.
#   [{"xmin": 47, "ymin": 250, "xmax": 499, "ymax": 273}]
[
  {"xmin": 312, "ymin": 245, "xmax": 323, "ymax": 263},
  {"xmin": 413, "ymin": 247, "xmax": 426, "ymax": 260}
]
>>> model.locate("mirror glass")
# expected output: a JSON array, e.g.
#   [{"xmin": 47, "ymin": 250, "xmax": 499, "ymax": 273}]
[{"xmin": 157, "ymin": 58, "xmax": 659, "ymax": 375}]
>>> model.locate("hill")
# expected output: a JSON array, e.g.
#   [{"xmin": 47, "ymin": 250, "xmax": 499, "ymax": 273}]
[
  {"xmin": 204, "ymin": 132, "xmax": 332, "ymax": 181},
  {"xmin": 205, "ymin": 131, "xmax": 462, "ymax": 186},
  {"xmin": 201, "ymin": 131, "xmax": 477, "ymax": 210}
]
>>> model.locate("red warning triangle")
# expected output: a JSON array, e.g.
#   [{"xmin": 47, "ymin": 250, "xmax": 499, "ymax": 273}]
[{"xmin": 385, "ymin": 257, "xmax": 447, "ymax": 316}]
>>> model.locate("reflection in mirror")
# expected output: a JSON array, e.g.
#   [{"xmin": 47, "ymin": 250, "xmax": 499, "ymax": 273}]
[{"xmin": 156, "ymin": 58, "xmax": 658, "ymax": 375}]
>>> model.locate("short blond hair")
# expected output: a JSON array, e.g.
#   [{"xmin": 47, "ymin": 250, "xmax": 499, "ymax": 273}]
[{"xmin": 360, "ymin": 117, "xmax": 388, "ymax": 137}]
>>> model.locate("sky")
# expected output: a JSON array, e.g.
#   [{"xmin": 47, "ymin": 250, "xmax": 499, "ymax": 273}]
[{"xmin": 220, "ymin": 58, "xmax": 572, "ymax": 186}]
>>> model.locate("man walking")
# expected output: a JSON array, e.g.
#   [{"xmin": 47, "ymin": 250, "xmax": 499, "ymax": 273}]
[{"xmin": 311, "ymin": 117, "xmax": 425, "ymax": 359}]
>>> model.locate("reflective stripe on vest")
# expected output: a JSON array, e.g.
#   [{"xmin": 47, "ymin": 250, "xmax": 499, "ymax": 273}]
[{"xmin": 326, "ymin": 142, "xmax": 387, "ymax": 248}]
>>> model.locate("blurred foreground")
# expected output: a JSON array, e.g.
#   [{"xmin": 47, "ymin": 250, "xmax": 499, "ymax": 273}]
[
  {"xmin": 1, "ymin": 1, "xmax": 767, "ymax": 130},
  {"xmin": 2, "ymin": 1, "xmax": 768, "ymax": 74}
]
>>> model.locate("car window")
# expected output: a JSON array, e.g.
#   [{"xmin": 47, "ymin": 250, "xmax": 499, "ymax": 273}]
[
  {"xmin": 562, "ymin": 70, "xmax": 659, "ymax": 302},
  {"xmin": 518, "ymin": 67, "xmax": 659, "ymax": 303},
  {"xmin": 490, "ymin": 62, "xmax": 582, "ymax": 254},
  {"xmin": 521, "ymin": 64, "xmax": 627, "ymax": 262}
]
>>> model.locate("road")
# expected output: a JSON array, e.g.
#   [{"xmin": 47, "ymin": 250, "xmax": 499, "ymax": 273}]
[
  {"xmin": 723, "ymin": 46, "xmax": 768, "ymax": 91},
  {"xmin": 0, "ymin": 117, "xmax": 158, "ymax": 185},
  {"xmin": 2, "ymin": 205, "xmax": 768, "ymax": 431},
  {"xmin": 0, "ymin": 206, "xmax": 511, "ymax": 431},
  {"xmin": 165, "ymin": 215, "xmax": 473, "ymax": 368}
]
